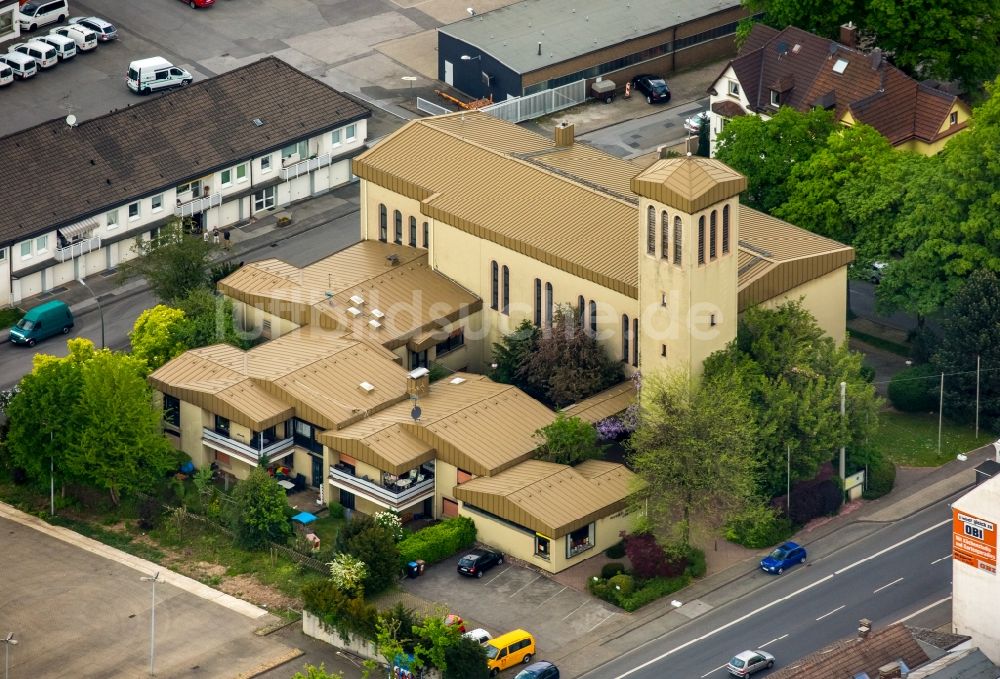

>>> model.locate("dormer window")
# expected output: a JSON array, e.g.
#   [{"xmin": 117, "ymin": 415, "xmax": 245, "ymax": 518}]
[
  {"xmin": 950, "ymin": 111, "xmax": 958, "ymax": 126},
  {"xmin": 770, "ymin": 90, "xmax": 779, "ymax": 107},
  {"xmin": 728, "ymin": 80, "xmax": 740, "ymax": 97}
]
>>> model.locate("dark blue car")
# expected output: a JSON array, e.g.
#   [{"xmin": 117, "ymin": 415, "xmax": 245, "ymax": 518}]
[{"xmin": 760, "ymin": 541, "xmax": 806, "ymax": 574}]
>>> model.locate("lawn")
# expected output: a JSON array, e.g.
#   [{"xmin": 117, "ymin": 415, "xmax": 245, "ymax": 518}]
[{"xmin": 871, "ymin": 410, "xmax": 994, "ymax": 467}]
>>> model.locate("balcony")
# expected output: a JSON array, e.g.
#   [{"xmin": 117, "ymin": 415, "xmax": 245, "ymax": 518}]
[
  {"xmin": 54, "ymin": 237, "xmax": 101, "ymax": 262},
  {"xmin": 176, "ymin": 192, "xmax": 222, "ymax": 217},
  {"xmin": 280, "ymin": 153, "xmax": 332, "ymax": 181},
  {"xmin": 202, "ymin": 428, "xmax": 294, "ymax": 466},
  {"xmin": 328, "ymin": 464, "xmax": 435, "ymax": 512}
]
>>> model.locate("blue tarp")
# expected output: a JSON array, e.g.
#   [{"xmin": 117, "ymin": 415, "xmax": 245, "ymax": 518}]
[{"xmin": 292, "ymin": 512, "xmax": 317, "ymax": 525}]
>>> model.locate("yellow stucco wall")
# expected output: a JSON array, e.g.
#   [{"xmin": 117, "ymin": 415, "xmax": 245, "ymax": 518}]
[
  {"xmin": 180, "ymin": 401, "xmax": 209, "ymax": 468},
  {"xmin": 840, "ymin": 105, "xmax": 969, "ymax": 157},
  {"xmin": 753, "ymin": 266, "xmax": 848, "ymax": 344}
]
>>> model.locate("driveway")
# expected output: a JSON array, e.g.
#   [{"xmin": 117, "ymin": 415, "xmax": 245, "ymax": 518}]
[{"xmin": 402, "ymin": 553, "xmax": 621, "ymax": 660}]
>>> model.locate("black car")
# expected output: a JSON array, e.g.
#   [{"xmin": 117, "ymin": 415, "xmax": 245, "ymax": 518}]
[
  {"xmin": 457, "ymin": 548, "xmax": 503, "ymax": 578},
  {"xmin": 632, "ymin": 74, "xmax": 671, "ymax": 104},
  {"xmin": 516, "ymin": 661, "xmax": 560, "ymax": 679}
]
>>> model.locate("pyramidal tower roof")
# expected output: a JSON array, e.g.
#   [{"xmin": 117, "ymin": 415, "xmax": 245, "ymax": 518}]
[{"xmin": 631, "ymin": 156, "xmax": 747, "ymax": 213}]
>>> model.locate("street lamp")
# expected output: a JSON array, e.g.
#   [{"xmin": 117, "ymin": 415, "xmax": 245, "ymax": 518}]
[
  {"xmin": 140, "ymin": 572, "xmax": 161, "ymax": 676},
  {"xmin": 460, "ymin": 54, "xmax": 481, "ymax": 63},
  {"xmin": 1, "ymin": 633, "xmax": 17, "ymax": 679},
  {"xmin": 76, "ymin": 278, "xmax": 105, "ymax": 349}
]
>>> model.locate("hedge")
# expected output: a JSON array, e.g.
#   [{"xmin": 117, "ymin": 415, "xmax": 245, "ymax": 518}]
[
  {"xmin": 588, "ymin": 573, "xmax": 690, "ymax": 612},
  {"xmin": 864, "ymin": 456, "xmax": 897, "ymax": 499},
  {"xmin": 725, "ymin": 504, "xmax": 793, "ymax": 549},
  {"xmin": 302, "ymin": 580, "xmax": 378, "ymax": 642},
  {"xmin": 398, "ymin": 516, "xmax": 477, "ymax": 567}
]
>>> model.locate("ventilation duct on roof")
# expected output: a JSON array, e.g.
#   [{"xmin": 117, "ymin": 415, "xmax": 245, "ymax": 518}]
[
  {"xmin": 347, "ymin": 307, "xmax": 362, "ymax": 317},
  {"xmin": 368, "ymin": 319, "xmax": 382, "ymax": 329},
  {"xmin": 450, "ymin": 377, "xmax": 466, "ymax": 385},
  {"xmin": 350, "ymin": 294, "xmax": 365, "ymax": 305},
  {"xmin": 371, "ymin": 309, "xmax": 385, "ymax": 319},
  {"xmin": 359, "ymin": 381, "xmax": 375, "ymax": 393}
]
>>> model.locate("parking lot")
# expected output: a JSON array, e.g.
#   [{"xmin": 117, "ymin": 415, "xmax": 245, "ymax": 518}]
[{"xmin": 403, "ymin": 552, "xmax": 621, "ymax": 661}]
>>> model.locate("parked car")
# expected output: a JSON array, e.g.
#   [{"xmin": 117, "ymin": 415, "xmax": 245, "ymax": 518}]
[
  {"xmin": 684, "ymin": 111, "xmax": 710, "ymax": 134},
  {"xmin": 516, "ymin": 661, "xmax": 560, "ymax": 679},
  {"xmin": 485, "ymin": 629, "xmax": 535, "ymax": 677},
  {"xmin": 17, "ymin": 0, "xmax": 68, "ymax": 31},
  {"xmin": 457, "ymin": 547, "xmax": 503, "ymax": 578},
  {"xmin": 0, "ymin": 62, "xmax": 13, "ymax": 87},
  {"xmin": 463, "ymin": 628, "xmax": 492, "ymax": 646},
  {"xmin": 444, "ymin": 614, "xmax": 466, "ymax": 634},
  {"xmin": 0, "ymin": 52, "xmax": 38, "ymax": 80},
  {"xmin": 726, "ymin": 650, "xmax": 774, "ymax": 676},
  {"xmin": 9, "ymin": 300, "xmax": 74, "ymax": 347},
  {"xmin": 9, "ymin": 41, "xmax": 59, "ymax": 69},
  {"xmin": 181, "ymin": 0, "xmax": 215, "ymax": 7},
  {"xmin": 760, "ymin": 541, "xmax": 806, "ymax": 574},
  {"xmin": 35, "ymin": 33, "xmax": 77, "ymax": 61},
  {"xmin": 126, "ymin": 57, "xmax": 192, "ymax": 94},
  {"xmin": 50, "ymin": 24, "xmax": 98, "ymax": 52},
  {"xmin": 69, "ymin": 16, "xmax": 118, "ymax": 41},
  {"xmin": 631, "ymin": 74, "xmax": 671, "ymax": 104}
]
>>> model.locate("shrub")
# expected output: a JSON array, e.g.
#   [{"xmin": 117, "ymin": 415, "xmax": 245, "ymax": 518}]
[
  {"xmin": 617, "ymin": 576, "xmax": 689, "ymax": 612},
  {"xmin": 607, "ymin": 573, "xmax": 635, "ymax": 596},
  {"xmin": 301, "ymin": 581, "xmax": 378, "ymax": 642},
  {"xmin": 336, "ymin": 515, "xmax": 400, "ymax": 596},
  {"xmin": 397, "ymin": 516, "xmax": 477, "ymax": 567},
  {"xmin": 789, "ymin": 479, "xmax": 843, "ymax": 525},
  {"xmin": 443, "ymin": 634, "xmax": 489, "ymax": 679},
  {"xmin": 864, "ymin": 456, "xmax": 897, "ymax": 499},
  {"xmin": 604, "ymin": 540, "xmax": 626, "ymax": 559},
  {"xmin": 601, "ymin": 561, "xmax": 626, "ymax": 579},
  {"xmin": 684, "ymin": 547, "xmax": 707, "ymax": 579},
  {"xmin": 328, "ymin": 553, "xmax": 368, "ymax": 597},
  {"xmin": 326, "ymin": 502, "xmax": 345, "ymax": 520},
  {"xmin": 373, "ymin": 511, "xmax": 405, "ymax": 542},
  {"xmin": 816, "ymin": 479, "xmax": 844, "ymax": 515},
  {"xmin": 137, "ymin": 496, "xmax": 162, "ymax": 530},
  {"xmin": 888, "ymin": 364, "xmax": 938, "ymax": 412},
  {"xmin": 725, "ymin": 504, "xmax": 793, "ymax": 548},
  {"xmin": 624, "ymin": 533, "xmax": 686, "ymax": 579}
]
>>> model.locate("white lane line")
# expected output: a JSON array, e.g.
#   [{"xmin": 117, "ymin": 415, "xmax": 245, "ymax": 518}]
[
  {"xmin": 816, "ymin": 605, "xmax": 846, "ymax": 621},
  {"xmin": 893, "ymin": 597, "xmax": 952, "ymax": 625},
  {"xmin": 873, "ymin": 577, "xmax": 904, "ymax": 594},
  {"xmin": 701, "ymin": 664, "xmax": 727, "ymax": 677},
  {"xmin": 534, "ymin": 585, "xmax": 568, "ymax": 608},
  {"xmin": 835, "ymin": 519, "xmax": 950, "ymax": 575},
  {"xmin": 759, "ymin": 633, "xmax": 788, "ymax": 649},
  {"xmin": 508, "ymin": 574, "xmax": 540, "ymax": 598},
  {"xmin": 562, "ymin": 601, "xmax": 589, "ymax": 620},
  {"xmin": 931, "ymin": 555, "xmax": 952, "ymax": 565},
  {"xmin": 588, "ymin": 611, "xmax": 618, "ymax": 632},
  {"xmin": 483, "ymin": 566, "xmax": 511, "ymax": 585}
]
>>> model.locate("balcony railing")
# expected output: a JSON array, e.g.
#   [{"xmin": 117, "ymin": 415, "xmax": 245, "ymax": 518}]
[
  {"xmin": 176, "ymin": 192, "xmax": 222, "ymax": 217},
  {"xmin": 280, "ymin": 153, "xmax": 332, "ymax": 180},
  {"xmin": 54, "ymin": 237, "xmax": 101, "ymax": 262},
  {"xmin": 202, "ymin": 428, "xmax": 293, "ymax": 465},
  {"xmin": 329, "ymin": 465, "xmax": 435, "ymax": 511}
]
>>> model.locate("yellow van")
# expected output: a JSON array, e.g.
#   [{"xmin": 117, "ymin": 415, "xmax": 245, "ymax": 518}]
[{"xmin": 485, "ymin": 629, "xmax": 536, "ymax": 676}]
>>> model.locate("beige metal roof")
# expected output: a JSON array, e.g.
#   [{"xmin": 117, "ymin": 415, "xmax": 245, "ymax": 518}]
[
  {"xmin": 560, "ymin": 380, "xmax": 636, "ymax": 423},
  {"xmin": 454, "ymin": 459, "xmax": 637, "ymax": 538},
  {"xmin": 322, "ymin": 374, "xmax": 556, "ymax": 477},
  {"xmin": 354, "ymin": 112, "xmax": 851, "ymax": 302},
  {"xmin": 220, "ymin": 241, "xmax": 481, "ymax": 351},
  {"xmin": 631, "ymin": 157, "xmax": 748, "ymax": 213}
]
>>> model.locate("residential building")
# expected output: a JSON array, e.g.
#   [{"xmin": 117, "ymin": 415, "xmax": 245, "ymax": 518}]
[
  {"xmin": 148, "ymin": 325, "xmax": 639, "ymax": 573},
  {"xmin": 952, "ymin": 475, "xmax": 1000, "ymax": 665},
  {"xmin": 351, "ymin": 111, "xmax": 853, "ymax": 379},
  {"xmin": 0, "ymin": 56, "xmax": 370, "ymax": 307},
  {"xmin": 438, "ymin": 0, "xmax": 749, "ymax": 100},
  {"xmin": 707, "ymin": 24, "xmax": 970, "ymax": 156}
]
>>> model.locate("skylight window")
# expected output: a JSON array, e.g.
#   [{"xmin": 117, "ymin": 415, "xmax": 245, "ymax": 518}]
[{"xmin": 832, "ymin": 58, "xmax": 848, "ymax": 74}]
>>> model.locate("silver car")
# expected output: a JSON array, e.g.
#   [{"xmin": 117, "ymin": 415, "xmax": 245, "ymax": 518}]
[{"xmin": 725, "ymin": 649, "xmax": 774, "ymax": 676}]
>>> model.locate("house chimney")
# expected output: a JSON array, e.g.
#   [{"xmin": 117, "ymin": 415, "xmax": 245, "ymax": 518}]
[
  {"xmin": 858, "ymin": 618, "xmax": 872, "ymax": 639},
  {"xmin": 870, "ymin": 48, "xmax": 883, "ymax": 69},
  {"xmin": 407, "ymin": 367, "xmax": 430, "ymax": 398},
  {"xmin": 840, "ymin": 21, "xmax": 857, "ymax": 48},
  {"xmin": 554, "ymin": 121, "xmax": 575, "ymax": 147},
  {"xmin": 877, "ymin": 662, "xmax": 902, "ymax": 679}
]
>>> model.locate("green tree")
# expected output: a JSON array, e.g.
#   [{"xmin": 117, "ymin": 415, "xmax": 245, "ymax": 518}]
[
  {"xmin": 490, "ymin": 319, "xmax": 540, "ymax": 387},
  {"xmin": 519, "ymin": 305, "xmax": 624, "ymax": 407},
  {"xmin": 629, "ymin": 369, "xmax": 759, "ymax": 548},
  {"xmin": 695, "ymin": 116, "xmax": 711, "ymax": 158},
  {"xmin": 336, "ymin": 514, "xmax": 401, "ymax": 596},
  {"xmin": 230, "ymin": 467, "xmax": 292, "ymax": 549},
  {"xmin": 443, "ymin": 635, "xmax": 489, "ymax": 679},
  {"xmin": 715, "ymin": 107, "xmax": 837, "ymax": 213},
  {"xmin": 535, "ymin": 413, "xmax": 603, "ymax": 465},
  {"xmin": 704, "ymin": 301, "xmax": 882, "ymax": 496},
  {"xmin": 932, "ymin": 271, "xmax": 1000, "ymax": 430},
  {"xmin": 129, "ymin": 305, "xmax": 191, "ymax": 372},
  {"xmin": 118, "ymin": 218, "xmax": 219, "ymax": 304},
  {"xmin": 69, "ymin": 349, "xmax": 179, "ymax": 505},
  {"xmin": 175, "ymin": 287, "xmax": 254, "ymax": 350},
  {"xmin": 413, "ymin": 613, "xmax": 460, "ymax": 673},
  {"xmin": 374, "ymin": 615, "xmax": 412, "ymax": 677},
  {"xmin": 291, "ymin": 665, "xmax": 343, "ymax": 679},
  {"xmin": 741, "ymin": 0, "xmax": 861, "ymax": 39}
]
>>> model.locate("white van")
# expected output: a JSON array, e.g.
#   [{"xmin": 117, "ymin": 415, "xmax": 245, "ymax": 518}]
[
  {"xmin": 0, "ymin": 53, "xmax": 38, "ymax": 80},
  {"xmin": 126, "ymin": 57, "xmax": 192, "ymax": 95},
  {"xmin": 9, "ymin": 41, "xmax": 59, "ymax": 69},
  {"xmin": 0, "ymin": 63, "xmax": 13, "ymax": 87},
  {"xmin": 17, "ymin": 0, "xmax": 69, "ymax": 31},
  {"xmin": 50, "ymin": 24, "xmax": 97, "ymax": 52},
  {"xmin": 36, "ymin": 33, "xmax": 76, "ymax": 60}
]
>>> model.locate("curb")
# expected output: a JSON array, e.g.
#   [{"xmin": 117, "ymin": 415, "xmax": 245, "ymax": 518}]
[{"xmin": 236, "ymin": 647, "xmax": 306, "ymax": 679}]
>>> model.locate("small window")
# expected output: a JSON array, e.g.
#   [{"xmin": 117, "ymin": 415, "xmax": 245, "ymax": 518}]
[
  {"xmin": 710, "ymin": 314, "xmax": 717, "ymax": 327},
  {"xmin": 128, "ymin": 202, "xmax": 140, "ymax": 220},
  {"xmin": 832, "ymin": 58, "xmax": 849, "ymax": 74},
  {"xmin": 422, "ymin": 221, "xmax": 429, "ymax": 248},
  {"xmin": 35, "ymin": 235, "xmax": 48, "ymax": 253},
  {"xmin": 950, "ymin": 111, "xmax": 958, "ymax": 126},
  {"xmin": 163, "ymin": 394, "xmax": 180, "ymax": 427},
  {"xmin": 409, "ymin": 216, "xmax": 417, "ymax": 246},
  {"xmin": 621, "ymin": 314, "xmax": 629, "ymax": 363},
  {"xmin": 501, "ymin": 265, "xmax": 509, "ymax": 314},
  {"xmin": 393, "ymin": 210, "xmax": 402, "ymax": 244},
  {"xmin": 220, "ymin": 169, "xmax": 232, "ymax": 186},
  {"xmin": 490, "ymin": 260, "xmax": 499, "ymax": 310},
  {"xmin": 661, "ymin": 344, "xmax": 667, "ymax": 357},
  {"xmin": 729, "ymin": 80, "xmax": 740, "ymax": 96},
  {"xmin": 589, "ymin": 300, "xmax": 597, "ymax": 334},
  {"xmin": 632, "ymin": 317, "xmax": 638, "ymax": 367},
  {"xmin": 346, "ymin": 123, "xmax": 357, "ymax": 141},
  {"xmin": 533, "ymin": 279, "xmax": 542, "ymax": 326},
  {"xmin": 673, "ymin": 216, "xmax": 682, "ymax": 265},
  {"xmin": 661, "ymin": 210, "xmax": 669, "ymax": 259},
  {"xmin": 260, "ymin": 154, "xmax": 272, "ymax": 172},
  {"xmin": 148, "ymin": 227, "xmax": 159, "ymax": 241},
  {"xmin": 709, "ymin": 210, "xmax": 717, "ymax": 260},
  {"xmin": 722, "ymin": 205, "xmax": 730, "ymax": 254},
  {"xmin": 236, "ymin": 163, "xmax": 248, "ymax": 182},
  {"xmin": 0, "ymin": 249, "xmax": 7, "ymax": 262},
  {"xmin": 151, "ymin": 194, "xmax": 163, "ymax": 212},
  {"xmin": 20, "ymin": 241, "xmax": 31, "ymax": 259},
  {"xmin": 214, "ymin": 414, "xmax": 230, "ymax": 436},
  {"xmin": 697, "ymin": 216, "xmax": 706, "ymax": 265},
  {"xmin": 378, "ymin": 204, "xmax": 388, "ymax": 242},
  {"xmin": 544, "ymin": 282, "xmax": 553, "ymax": 326},
  {"xmin": 435, "ymin": 328, "xmax": 465, "ymax": 356},
  {"xmin": 646, "ymin": 205, "xmax": 656, "ymax": 255},
  {"xmin": 106, "ymin": 208, "xmax": 119, "ymax": 228},
  {"xmin": 770, "ymin": 90, "xmax": 779, "ymax": 107},
  {"xmin": 331, "ymin": 128, "xmax": 342, "ymax": 146},
  {"xmin": 535, "ymin": 534, "xmax": 550, "ymax": 560}
]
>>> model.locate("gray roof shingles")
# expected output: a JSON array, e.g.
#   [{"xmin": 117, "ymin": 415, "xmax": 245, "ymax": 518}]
[{"xmin": 0, "ymin": 56, "xmax": 370, "ymax": 246}]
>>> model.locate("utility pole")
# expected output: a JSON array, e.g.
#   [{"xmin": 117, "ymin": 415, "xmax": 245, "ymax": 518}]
[
  {"xmin": 839, "ymin": 382, "xmax": 846, "ymax": 482},
  {"xmin": 140, "ymin": 572, "xmax": 160, "ymax": 676},
  {"xmin": 786, "ymin": 441, "xmax": 791, "ymax": 515}
]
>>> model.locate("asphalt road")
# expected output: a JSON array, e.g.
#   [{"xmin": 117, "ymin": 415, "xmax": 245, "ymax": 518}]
[
  {"xmin": 581, "ymin": 496, "xmax": 955, "ymax": 679},
  {"xmin": 579, "ymin": 97, "xmax": 710, "ymax": 159},
  {"xmin": 0, "ymin": 205, "xmax": 363, "ymax": 390}
]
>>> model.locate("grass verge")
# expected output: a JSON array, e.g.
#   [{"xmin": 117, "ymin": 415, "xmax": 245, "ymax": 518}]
[{"xmin": 872, "ymin": 410, "xmax": 993, "ymax": 466}]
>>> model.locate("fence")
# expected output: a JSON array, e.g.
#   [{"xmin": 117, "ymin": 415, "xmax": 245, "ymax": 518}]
[
  {"xmin": 416, "ymin": 97, "xmax": 450, "ymax": 116},
  {"xmin": 480, "ymin": 79, "xmax": 586, "ymax": 123}
]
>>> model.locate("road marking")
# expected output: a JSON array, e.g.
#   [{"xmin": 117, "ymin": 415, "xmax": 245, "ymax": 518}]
[
  {"xmin": 835, "ymin": 519, "xmax": 950, "ymax": 575},
  {"xmin": 759, "ymin": 633, "xmax": 788, "ymax": 649},
  {"xmin": 562, "ymin": 601, "xmax": 589, "ymax": 620},
  {"xmin": 483, "ymin": 566, "xmax": 511, "ymax": 585},
  {"xmin": 931, "ymin": 555, "xmax": 951, "ymax": 565},
  {"xmin": 701, "ymin": 664, "xmax": 727, "ymax": 677},
  {"xmin": 893, "ymin": 597, "xmax": 951, "ymax": 625},
  {"xmin": 816, "ymin": 605, "xmax": 845, "ymax": 621},
  {"xmin": 534, "ymin": 585, "xmax": 567, "ymax": 608},
  {"xmin": 588, "ymin": 611, "xmax": 618, "ymax": 632},
  {"xmin": 508, "ymin": 574, "xmax": 540, "ymax": 598},
  {"xmin": 873, "ymin": 577, "xmax": 904, "ymax": 594}
]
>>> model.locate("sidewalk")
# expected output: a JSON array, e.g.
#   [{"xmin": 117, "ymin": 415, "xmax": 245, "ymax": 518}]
[{"xmin": 548, "ymin": 442, "xmax": 996, "ymax": 678}]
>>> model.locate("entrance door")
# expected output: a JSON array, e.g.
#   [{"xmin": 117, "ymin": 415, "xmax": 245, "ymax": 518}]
[
  {"xmin": 444, "ymin": 60, "xmax": 454, "ymax": 86},
  {"xmin": 311, "ymin": 455, "xmax": 322, "ymax": 488}
]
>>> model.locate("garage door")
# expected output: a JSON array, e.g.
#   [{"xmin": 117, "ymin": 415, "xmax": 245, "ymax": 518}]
[{"xmin": 442, "ymin": 498, "xmax": 459, "ymax": 518}]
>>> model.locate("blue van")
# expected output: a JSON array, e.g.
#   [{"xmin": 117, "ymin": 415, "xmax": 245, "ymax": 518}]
[{"xmin": 9, "ymin": 300, "xmax": 74, "ymax": 347}]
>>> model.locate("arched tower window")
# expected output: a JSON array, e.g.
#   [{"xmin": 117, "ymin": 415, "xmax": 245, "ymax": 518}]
[
  {"xmin": 393, "ymin": 210, "xmax": 402, "ymax": 244},
  {"xmin": 697, "ymin": 216, "xmax": 706, "ymax": 265},
  {"xmin": 646, "ymin": 206, "xmax": 656, "ymax": 255},
  {"xmin": 589, "ymin": 300, "xmax": 597, "ymax": 334},
  {"xmin": 409, "ymin": 216, "xmax": 417, "ymax": 246},
  {"xmin": 673, "ymin": 216, "xmax": 682, "ymax": 265},
  {"xmin": 544, "ymin": 282, "xmax": 553, "ymax": 326},
  {"xmin": 501, "ymin": 266, "xmax": 509, "ymax": 314},
  {"xmin": 632, "ymin": 317, "xmax": 639, "ymax": 367},
  {"xmin": 709, "ymin": 210, "xmax": 718, "ymax": 260},
  {"xmin": 621, "ymin": 314, "xmax": 630, "ymax": 363},
  {"xmin": 661, "ymin": 210, "xmax": 669, "ymax": 260},
  {"xmin": 722, "ymin": 205, "xmax": 731, "ymax": 254},
  {"xmin": 378, "ymin": 204, "xmax": 387, "ymax": 242},
  {"xmin": 490, "ymin": 261, "xmax": 498, "ymax": 310}
]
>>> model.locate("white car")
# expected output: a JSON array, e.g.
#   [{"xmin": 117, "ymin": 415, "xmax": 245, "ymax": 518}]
[
  {"xmin": 69, "ymin": 16, "xmax": 117, "ymax": 41},
  {"xmin": 50, "ymin": 25, "xmax": 98, "ymax": 52},
  {"xmin": 726, "ymin": 649, "xmax": 775, "ymax": 677},
  {"xmin": 9, "ymin": 41, "xmax": 59, "ymax": 69},
  {"xmin": 684, "ymin": 111, "xmax": 710, "ymax": 134},
  {"xmin": 463, "ymin": 628, "xmax": 492, "ymax": 646}
]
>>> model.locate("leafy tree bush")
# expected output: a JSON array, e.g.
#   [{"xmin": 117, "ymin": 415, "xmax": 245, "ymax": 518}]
[
  {"xmin": 229, "ymin": 467, "xmax": 292, "ymax": 549},
  {"xmin": 129, "ymin": 305, "xmax": 191, "ymax": 373},
  {"xmin": 788, "ymin": 478, "xmax": 843, "ymax": 525},
  {"xmin": 607, "ymin": 573, "xmax": 635, "ymax": 596},
  {"xmin": 373, "ymin": 510, "xmax": 405, "ymax": 542},
  {"xmin": 724, "ymin": 504, "xmax": 793, "ymax": 548},
  {"xmin": 684, "ymin": 547, "xmax": 707, "ymax": 579},
  {"xmin": 443, "ymin": 635, "xmax": 489, "ymax": 679},
  {"xmin": 623, "ymin": 533, "xmax": 687, "ymax": 579},
  {"xmin": 601, "ymin": 562, "xmax": 626, "ymax": 579},
  {"xmin": 291, "ymin": 665, "xmax": 343, "ymax": 679},
  {"xmin": 490, "ymin": 319, "xmax": 539, "ymax": 388},
  {"xmin": 397, "ymin": 516, "xmax": 477, "ymax": 567},
  {"xmin": 588, "ymin": 573, "xmax": 690, "ymax": 612},
  {"xmin": 118, "ymin": 218, "xmax": 219, "ymax": 304},
  {"xmin": 301, "ymin": 581, "xmax": 378, "ymax": 642},
  {"xmin": 604, "ymin": 540, "xmax": 626, "ymax": 559},
  {"xmin": 336, "ymin": 514, "xmax": 400, "ymax": 596},
  {"xmin": 864, "ymin": 455, "xmax": 897, "ymax": 499},
  {"xmin": 534, "ymin": 414, "xmax": 603, "ymax": 465},
  {"xmin": 327, "ymin": 553, "xmax": 368, "ymax": 597},
  {"xmin": 887, "ymin": 364, "xmax": 938, "ymax": 413}
]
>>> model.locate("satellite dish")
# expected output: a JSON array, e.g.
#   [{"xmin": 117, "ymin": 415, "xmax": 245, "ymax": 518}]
[
  {"xmin": 65, "ymin": 114, "xmax": 77, "ymax": 127},
  {"xmin": 411, "ymin": 405, "xmax": 422, "ymax": 421}
]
